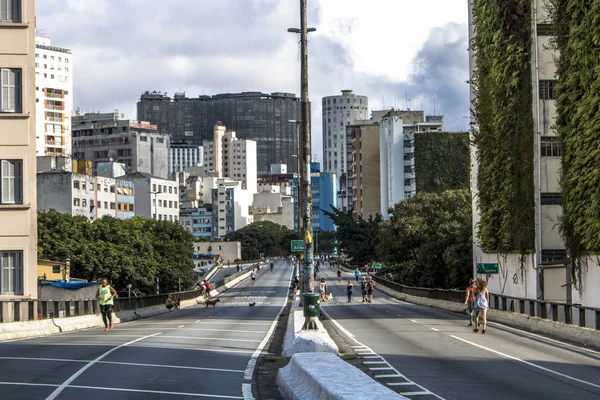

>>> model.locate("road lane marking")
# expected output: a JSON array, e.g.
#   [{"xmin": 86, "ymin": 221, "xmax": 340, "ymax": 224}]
[
  {"xmin": 97, "ymin": 360, "xmax": 244, "ymax": 373},
  {"xmin": 321, "ymin": 308, "xmax": 445, "ymax": 400},
  {"xmin": 128, "ymin": 344, "xmax": 255, "ymax": 354},
  {"xmin": 193, "ymin": 320, "xmax": 272, "ymax": 325},
  {"xmin": 364, "ymin": 361, "xmax": 388, "ymax": 364},
  {"xmin": 67, "ymin": 385, "xmax": 244, "ymax": 398},
  {"xmin": 0, "ymin": 356, "xmax": 89, "ymax": 363},
  {"xmin": 401, "ymin": 391, "xmax": 431, "ymax": 396},
  {"xmin": 387, "ymin": 382, "xmax": 416, "ymax": 386},
  {"xmin": 113, "ymin": 328, "xmax": 266, "ymax": 334},
  {"xmin": 178, "ymin": 325, "xmax": 185, "ymax": 328},
  {"xmin": 242, "ymin": 383, "xmax": 254, "ymax": 400},
  {"xmin": 369, "ymin": 367, "xmax": 394, "ymax": 370},
  {"xmin": 430, "ymin": 328, "xmax": 440, "ymax": 332},
  {"xmin": 45, "ymin": 332, "xmax": 162, "ymax": 400},
  {"xmin": 243, "ymin": 268, "xmax": 294, "ymax": 382},
  {"xmin": 362, "ymin": 356, "xmax": 383, "ymax": 359},
  {"xmin": 152, "ymin": 336, "xmax": 260, "ymax": 342},
  {"xmin": 0, "ymin": 382, "xmax": 58, "ymax": 388},
  {"xmin": 450, "ymin": 335, "xmax": 600, "ymax": 390},
  {"xmin": 410, "ymin": 319, "xmax": 418, "ymax": 323}
]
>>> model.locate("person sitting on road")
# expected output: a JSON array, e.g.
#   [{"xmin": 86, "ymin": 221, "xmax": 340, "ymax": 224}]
[
  {"xmin": 166, "ymin": 295, "xmax": 177, "ymax": 310},
  {"xmin": 319, "ymin": 278, "xmax": 328, "ymax": 301}
]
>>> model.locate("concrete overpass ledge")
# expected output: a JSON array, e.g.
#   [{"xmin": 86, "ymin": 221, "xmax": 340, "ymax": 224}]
[
  {"xmin": 277, "ymin": 352, "xmax": 407, "ymax": 400},
  {"xmin": 283, "ymin": 309, "xmax": 338, "ymax": 356}
]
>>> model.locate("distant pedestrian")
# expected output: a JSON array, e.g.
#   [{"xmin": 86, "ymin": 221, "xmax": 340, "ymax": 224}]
[
  {"xmin": 337, "ymin": 269, "xmax": 342, "ymax": 283},
  {"xmin": 96, "ymin": 278, "xmax": 117, "ymax": 331},
  {"xmin": 361, "ymin": 279, "xmax": 367, "ymax": 302},
  {"xmin": 473, "ymin": 280, "xmax": 489, "ymax": 334},
  {"xmin": 251, "ymin": 270, "xmax": 257, "ymax": 286},
  {"xmin": 464, "ymin": 279, "xmax": 476, "ymax": 326},
  {"xmin": 237, "ymin": 264, "xmax": 241, "ymax": 272},
  {"xmin": 355, "ymin": 268, "xmax": 360, "ymax": 282},
  {"xmin": 318, "ymin": 278, "xmax": 328, "ymax": 302},
  {"xmin": 365, "ymin": 277, "xmax": 376, "ymax": 303},
  {"xmin": 203, "ymin": 279, "xmax": 211, "ymax": 299},
  {"xmin": 346, "ymin": 280, "xmax": 353, "ymax": 302}
]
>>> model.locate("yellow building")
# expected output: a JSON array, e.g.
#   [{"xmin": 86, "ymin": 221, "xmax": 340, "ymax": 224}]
[{"xmin": 37, "ymin": 259, "xmax": 69, "ymax": 281}]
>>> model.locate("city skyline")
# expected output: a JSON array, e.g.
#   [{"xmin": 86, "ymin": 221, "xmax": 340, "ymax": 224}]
[{"xmin": 36, "ymin": 0, "xmax": 470, "ymax": 162}]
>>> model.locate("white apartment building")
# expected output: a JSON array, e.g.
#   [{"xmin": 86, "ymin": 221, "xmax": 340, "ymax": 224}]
[
  {"xmin": 34, "ymin": 36, "xmax": 73, "ymax": 164},
  {"xmin": 203, "ymin": 124, "xmax": 258, "ymax": 194},
  {"xmin": 169, "ymin": 143, "xmax": 203, "ymax": 179},
  {"xmin": 125, "ymin": 172, "xmax": 179, "ymax": 222},
  {"xmin": 212, "ymin": 178, "xmax": 252, "ymax": 239},
  {"xmin": 0, "ymin": 0, "xmax": 37, "ymax": 304},
  {"xmin": 322, "ymin": 90, "xmax": 369, "ymax": 211},
  {"xmin": 37, "ymin": 172, "xmax": 95, "ymax": 219},
  {"xmin": 379, "ymin": 110, "xmax": 444, "ymax": 220},
  {"xmin": 93, "ymin": 176, "xmax": 118, "ymax": 219}
]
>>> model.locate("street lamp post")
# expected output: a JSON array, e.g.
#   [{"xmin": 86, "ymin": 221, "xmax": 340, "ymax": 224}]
[
  {"xmin": 289, "ymin": 120, "xmax": 302, "ymax": 234},
  {"xmin": 289, "ymin": 0, "xmax": 317, "ymax": 329}
]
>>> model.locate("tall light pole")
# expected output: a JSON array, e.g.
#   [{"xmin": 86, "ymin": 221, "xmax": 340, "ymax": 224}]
[
  {"xmin": 289, "ymin": 120, "xmax": 302, "ymax": 234},
  {"xmin": 289, "ymin": 0, "xmax": 317, "ymax": 329}
]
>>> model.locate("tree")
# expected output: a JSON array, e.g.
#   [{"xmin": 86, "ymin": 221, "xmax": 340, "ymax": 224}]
[
  {"xmin": 376, "ymin": 190, "xmax": 472, "ymax": 289},
  {"xmin": 224, "ymin": 221, "xmax": 299, "ymax": 260},
  {"xmin": 316, "ymin": 230, "xmax": 336, "ymax": 255},
  {"xmin": 322, "ymin": 207, "xmax": 381, "ymax": 263},
  {"xmin": 37, "ymin": 211, "xmax": 195, "ymax": 294}
]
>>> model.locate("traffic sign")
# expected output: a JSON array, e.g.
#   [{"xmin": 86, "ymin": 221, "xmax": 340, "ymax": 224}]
[
  {"xmin": 372, "ymin": 263, "xmax": 382, "ymax": 270},
  {"xmin": 291, "ymin": 240, "xmax": 305, "ymax": 252},
  {"xmin": 477, "ymin": 263, "xmax": 499, "ymax": 274}
]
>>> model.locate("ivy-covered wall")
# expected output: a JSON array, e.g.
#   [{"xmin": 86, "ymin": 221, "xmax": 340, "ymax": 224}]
[
  {"xmin": 550, "ymin": 1, "xmax": 600, "ymax": 257},
  {"xmin": 471, "ymin": 0, "xmax": 535, "ymax": 253},
  {"xmin": 414, "ymin": 131, "xmax": 470, "ymax": 193}
]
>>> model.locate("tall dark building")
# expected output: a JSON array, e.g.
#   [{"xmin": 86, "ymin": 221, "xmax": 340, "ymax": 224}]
[{"xmin": 137, "ymin": 91, "xmax": 301, "ymax": 175}]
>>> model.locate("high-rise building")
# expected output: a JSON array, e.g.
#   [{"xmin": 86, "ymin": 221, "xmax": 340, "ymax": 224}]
[
  {"xmin": 203, "ymin": 124, "xmax": 257, "ymax": 194},
  {"xmin": 469, "ymin": 1, "xmax": 565, "ymax": 302},
  {"xmin": 137, "ymin": 91, "xmax": 301, "ymax": 175},
  {"xmin": 71, "ymin": 112, "xmax": 170, "ymax": 179},
  {"xmin": 292, "ymin": 162, "xmax": 337, "ymax": 233},
  {"xmin": 0, "ymin": 0, "xmax": 37, "ymax": 305},
  {"xmin": 347, "ymin": 120, "xmax": 381, "ymax": 220},
  {"xmin": 379, "ymin": 110, "xmax": 444, "ymax": 220},
  {"xmin": 170, "ymin": 143, "xmax": 203, "ymax": 179},
  {"xmin": 322, "ymin": 90, "xmax": 369, "ymax": 211},
  {"xmin": 211, "ymin": 178, "xmax": 252, "ymax": 240},
  {"xmin": 34, "ymin": 36, "xmax": 73, "ymax": 164}
]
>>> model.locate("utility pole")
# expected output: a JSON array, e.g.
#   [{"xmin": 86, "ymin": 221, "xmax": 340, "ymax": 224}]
[{"xmin": 289, "ymin": 0, "xmax": 316, "ymax": 329}]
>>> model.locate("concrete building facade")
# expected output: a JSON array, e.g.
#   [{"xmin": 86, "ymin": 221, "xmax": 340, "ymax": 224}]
[
  {"xmin": 137, "ymin": 91, "xmax": 301, "ymax": 175},
  {"xmin": 211, "ymin": 178, "xmax": 252, "ymax": 240},
  {"xmin": 322, "ymin": 90, "xmax": 369, "ymax": 211},
  {"xmin": 0, "ymin": 0, "xmax": 38, "ymax": 301},
  {"xmin": 348, "ymin": 120, "xmax": 381, "ymax": 220},
  {"xmin": 379, "ymin": 110, "xmax": 444, "ymax": 220},
  {"xmin": 34, "ymin": 36, "xmax": 72, "ymax": 163},
  {"xmin": 180, "ymin": 206, "xmax": 213, "ymax": 240},
  {"xmin": 37, "ymin": 171, "xmax": 95, "ymax": 219},
  {"xmin": 203, "ymin": 124, "xmax": 257, "ymax": 194},
  {"xmin": 71, "ymin": 112, "xmax": 170, "ymax": 179},
  {"xmin": 123, "ymin": 172, "xmax": 179, "ymax": 222},
  {"xmin": 169, "ymin": 142, "xmax": 203, "ymax": 178}
]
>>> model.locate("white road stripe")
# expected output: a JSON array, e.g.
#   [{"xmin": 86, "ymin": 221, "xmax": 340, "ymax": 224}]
[
  {"xmin": 387, "ymin": 382, "xmax": 415, "ymax": 386},
  {"xmin": 450, "ymin": 335, "xmax": 600, "ymax": 390},
  {"xmin": 128, "ymin": 345, "xmax": 255, "ymax": 355},
  {"xmin": 67, "ymin": 384, "xmax": 244, "ymax": 399},
  {"xmin": 0, "ymin": 356, "xmax": 88, "ymax": 363},
  {"xmin": 0, "ymin": 382, "xmax": 58, "ymax": 388},
  {"xmin": 361, "ymin": 356, "xmax": 383, "ymax": 359},
  {"xmin": 96, "ymin": 360, "xmax": 244, "ymax": 373},
  {"xmin": 430, "ymin": 327, "xmax": 440, "ymax": 332},
  {"xmin": 45, "ymin": 332, "xmax": 161, "ymax": 400},
  {"xmin": 410, "ymin": 319, "xmax": 418, "ymax": 323},
  {"xmin": 374, "ymin": 374, "xmax": 403, "ymax": 378},
  {"xmin": 178, "ymin": 325, "xmax": 185, "ymax": 328},
  {"xmin": 364, "ymin": 361, "xmax": 388, "ymax": 365},
  {"xmin": 150, "ymin": 335, "xmax": 261, "ymax": 342},
  {"xmin": 242, "ymin": 383, "xmax": 255, "ymax": 400},
  {"xmin": 113, "ymin": 328, "xmax": 266, "ymax": 334},
  {"xmin": 401, "ymin": 391, "xmax": 431, "ymax": 396},
  {"xmin": 369, "ymin": 367, "xmax": 394, "ymax": 371}
]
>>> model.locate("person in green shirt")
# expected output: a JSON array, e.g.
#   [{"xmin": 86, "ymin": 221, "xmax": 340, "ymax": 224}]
[{"xmin": 96, "ymin": 279, "xmax": 117, "ymax": 331}]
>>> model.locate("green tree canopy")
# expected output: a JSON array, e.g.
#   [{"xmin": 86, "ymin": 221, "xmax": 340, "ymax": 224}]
[
  {"xmin": 376, "ymin": 189, "xmax": 473, "ymax": 289},
  {"xmin": 224, "ymin": 221, "xmax": 298, "ymax": 260},
  {"xmin": 323, "ymin": 208, "xmax": 381, "ymax": 263},
  {"xmin": 38, "ymin": 210, "xmax": 195, "ymax": 295}
]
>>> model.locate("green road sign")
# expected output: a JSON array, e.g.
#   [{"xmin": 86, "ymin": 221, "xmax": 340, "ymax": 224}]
[
  {"xmin": 291, "ymin": 240, "xmax": 305, "ymax": 252},
  {"xmin": 477, "ymin": 263, "xmax": 499, "ymax": 274},
  {"xmin": 372, "ymin": 263, "xmax": 382, "ymax": 270}
]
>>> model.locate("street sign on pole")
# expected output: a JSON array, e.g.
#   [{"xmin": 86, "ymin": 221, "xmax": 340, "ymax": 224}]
[
  {"xmin": 477, "ymin": 263, "xmax": 499, "ymax": 274},
  {"xmin": 372, "ymin": 263, "xmax": 382, "ymax": 270},
  {"xmin": 291, "ymin": 240, "xmax": 305, "ymax": 253}
]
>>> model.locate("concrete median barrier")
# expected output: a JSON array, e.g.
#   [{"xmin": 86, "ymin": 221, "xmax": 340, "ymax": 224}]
[{"xmin": 277, "ymin": 352, "xmax": 406, "ymax": 400}]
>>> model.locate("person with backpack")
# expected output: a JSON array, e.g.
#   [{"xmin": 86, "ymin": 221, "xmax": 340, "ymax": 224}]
[
  {"xmin": 365, "ymin": 277, "xmax": 376, "ymax": 303},
  {"xmin": 473, "ymin": 279, "xmax": 490, "ymax": 334},
  {"xmin": 361, "ymin": 279, "xmax": 368, "ymax": 302}
]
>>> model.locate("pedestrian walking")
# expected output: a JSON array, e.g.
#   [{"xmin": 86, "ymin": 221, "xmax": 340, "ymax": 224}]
[
  {"xmin": 473, "ymin": 280, "xmax": 489, "ymax": 334},
  {"xmin": 337, "ymin": 269, "xmax": 342, "ymax": 283},
  {"xmin": 96, "ymin": 278, "xmax": 117, "ymax": 331},
  {"xmin": 346, "ymin": 280, "xmax": 353, "ymax": 302},
  {"xmin": 464, "ymin": 279, "xmax": 476, "ymax": 326},
  {"xmin": 203, "ymin": 279, "xmax": 211, "ymax": 299},
  {"xmin": 366, "ymin": 277, "xmax": 376, "ymax": 303},
  {"xmin": 251, "ymin": 270, "xmax": 257, "ymax": 286},
  {"xmin": 355, "ymin": 267, "xmax": 360, "ymax": 282},
  {"xmin": 361, "ymin": 279, "xmax": 367, "ymax": 302}
]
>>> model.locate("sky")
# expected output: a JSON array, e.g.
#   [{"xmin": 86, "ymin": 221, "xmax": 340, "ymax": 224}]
[{"xmin": 36, "ymin": 0, "xmax": 470, "ymax": 163}]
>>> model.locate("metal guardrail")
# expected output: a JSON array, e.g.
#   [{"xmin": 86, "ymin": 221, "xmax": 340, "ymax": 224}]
[{"xmin": 371, "ymin": 274, "xmax": 600, "ymax": 330}]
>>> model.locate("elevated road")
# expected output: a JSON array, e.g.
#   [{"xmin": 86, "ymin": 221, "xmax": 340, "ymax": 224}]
[
  {"xmin": 0, "ymin": 259, "xmax": 292, "ymax": 400},
  {"xmin": 320, "ymin": 268, "xmax": 600, "ymax": 400}
]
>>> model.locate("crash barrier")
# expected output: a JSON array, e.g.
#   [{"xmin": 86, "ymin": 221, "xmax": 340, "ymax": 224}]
[
  {"xmin": 277, "ymin": 352, "xmax": 406, "ymax": 400},
  {"xmin": 370, "ymin": 274, "xmax": 600, "ymax": 330}
]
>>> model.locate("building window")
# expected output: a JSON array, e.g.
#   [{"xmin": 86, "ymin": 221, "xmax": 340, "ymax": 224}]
[
  {"xmin": 0, "ymin": 0, "xmax": 21, "ymax": 22},
  {"xmin": 73, "ymin": 180, "xmax": 80, "ymax": 189},
  {"xmin": 104, "ymin": 201, "xmax": 108, "ymax": 209},
  {"xmin": 73, "ymin": 198, "xmax": 80, "ymax": 206},
  {"xmin": 1, "ymin": 160, "xmax": 22, "ymax": 204},
  {"xmin": 541, "ymin": 136, "xmax": 561, "ymax": 157},
  {"xmin": 541, "ymin": 249, "xmax": 567, "ymax": 264},
  {"xmin": 539, "ymin": 80, "xmax": 556, "ymax": 100},
  {"xmin": 128, "ymin": 204, "xmax": 134, "ymax": 212},
  {"xmin": 110, "ymin": 186, "xmax": 115, "ymax": 193},
  {"xmin": 1, "ymin": 251, "xmax": 23, "ymax": 295},
  {"xmin": 82, "ymin": 199, "xmax": 87, "ymax": 207},
  {"xmin": 110, "ymin": 202, "xmax": 115, "ymax": 210},
  {"xmin": 0, "ymin": 68, "xmax": 22, "ymax": 112},
  {"xmin": 140, "ymin": 136, "xmax": 148, "ymax": 142},
  {"xmin": 541, "ymin": 192, "xmax": 561, "ymax": 205}
]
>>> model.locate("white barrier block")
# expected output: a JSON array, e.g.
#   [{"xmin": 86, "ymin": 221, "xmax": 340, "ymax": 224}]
[{"xmin": 283, "ymin": 309, "xmax": 338, "ymax": 356}]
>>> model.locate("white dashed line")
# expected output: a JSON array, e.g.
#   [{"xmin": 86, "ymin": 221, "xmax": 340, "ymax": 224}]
[
  {"xmin": 387, "ymin": 382, "xmax": 415, "ymax": 386},
  {"xmin": 410, "ymin": 319, "xmax": 418, "ymax": 323},
  {"xmin": 374, "ymin": 374, "xmax": 403, "ymax": 379},
  {"xmin": 369, "ymin": 367, "xmax": 394, "ymax": 371},
  {"xmin": 430, "ymin": 328, "xmax": 440, "ymax": 332},
  {"xmin": 401, "ymin": 391, "xmax": 431, "ymax": 396},
  {"xmin": 178, "ymin": 325, "xmax": 185, "ymax": 328},
  {"xmin": 364, "ymin": 361, "xmax": 388, "ymax": 365}
]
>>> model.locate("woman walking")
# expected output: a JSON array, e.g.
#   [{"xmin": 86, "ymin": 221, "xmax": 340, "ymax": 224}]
[
  {"xmin": 346, "ymin": 280, "xmax": 353, "ymax": 302},
  {"xmin": 473, "ymin": 280, "xmax": 489, "ymax": 334},
  {"xmin": 464, "ymin": 279, "xmax": 476, "ymax": 326}
]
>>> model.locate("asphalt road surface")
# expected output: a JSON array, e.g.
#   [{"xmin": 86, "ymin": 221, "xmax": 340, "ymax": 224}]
[
  {"xmin": 0, "ymin": 259, "xmax": 293, "ymax": 400},
  {"xmin": 319, "ymin": 267, "xmax": 600, "ymax": 400}
]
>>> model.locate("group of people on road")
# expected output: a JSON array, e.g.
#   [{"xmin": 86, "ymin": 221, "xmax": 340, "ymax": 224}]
[{"xmin": 465, "ymin": 278, "xmax": 490, "ymax": 334}]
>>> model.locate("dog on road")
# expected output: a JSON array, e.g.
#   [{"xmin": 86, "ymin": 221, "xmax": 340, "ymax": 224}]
[
  {"xmin": 324, "ymin": 293, "xmax": 333, "ymax": 302},
  {"xmin": 205, "ymin": 299, "xmax": 220, "ymax": 308},
  {"xmin": 249, "ymin": 302, "xmax": 256, "ymax": 307}
]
